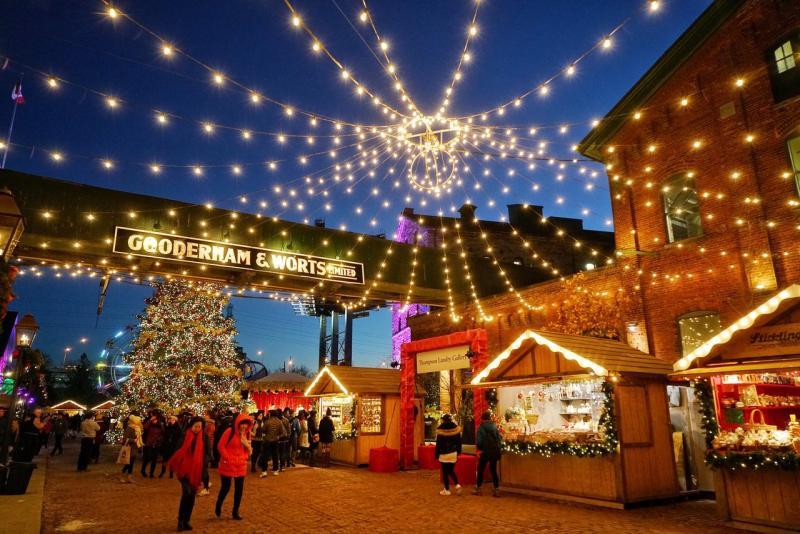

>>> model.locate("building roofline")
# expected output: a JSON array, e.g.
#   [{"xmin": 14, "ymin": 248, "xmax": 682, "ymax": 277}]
[{"xmin": 577, "ymin": 0, "xmax": 745, "ymax": 161}]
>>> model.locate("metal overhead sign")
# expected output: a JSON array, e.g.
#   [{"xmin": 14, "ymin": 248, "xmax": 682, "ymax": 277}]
[{"xmin": 112, "ymin": 226, "xmax": 365, "ymax": 285}]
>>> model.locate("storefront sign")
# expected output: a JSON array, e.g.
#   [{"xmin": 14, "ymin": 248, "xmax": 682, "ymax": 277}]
[
  {"xmin": 112, "ymin": 226, "xmax": 364, "ymax": 284},
  {"xmin": 416, "ymin": 345, "xmax": 471, "ymax": 374},
  {"xmin": 723, "ymin": 322, "xmax": 800, "ymax": 359}
]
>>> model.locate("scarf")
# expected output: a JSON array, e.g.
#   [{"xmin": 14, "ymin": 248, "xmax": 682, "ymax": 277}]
[{"xmin": 168, "ymin": 431, "xmax": 205, "ymax": 490}]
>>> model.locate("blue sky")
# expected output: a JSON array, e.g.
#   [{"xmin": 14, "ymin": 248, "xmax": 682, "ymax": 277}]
[{"xmin": 0, "ymin": 0, "xmax": 710, "ymax": 371}]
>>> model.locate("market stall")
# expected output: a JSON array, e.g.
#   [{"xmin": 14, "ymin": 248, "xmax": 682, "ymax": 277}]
[
  {"xmin": 672, "ymin": 284, "xmax": 800, "ymax": 532},
  {"xmin": 244, "ymin": 372, "xmax": 312, "ymax": 412},
  {"xmin": 470, "ymin": 329, "xmax": 678, "ymax": 508},
  {"xmin": 304, "ymin": 366, "xmax": 424, "ymax": 466},
  {"xmin": 48, "ymin": 399, "xmax": 86, "ymax": 416}
]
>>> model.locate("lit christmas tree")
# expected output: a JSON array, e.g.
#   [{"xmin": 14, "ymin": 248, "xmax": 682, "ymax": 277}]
[{"xmin": 117, "ymin": 280, "xmax": 243, "ymax": 413}]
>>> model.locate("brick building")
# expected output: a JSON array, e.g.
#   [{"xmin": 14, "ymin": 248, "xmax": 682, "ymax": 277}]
[{"xmin": 410, "ymin": 0, "xmax": 800, "ymax": 368}]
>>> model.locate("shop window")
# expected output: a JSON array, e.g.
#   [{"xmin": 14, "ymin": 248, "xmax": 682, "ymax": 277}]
[
  {"xmin": 662, "ymin": 173, "xmax": 702, "ymax": 243},
  {"xmin": 767, "ymin": 31, "xmax": 800, "ymax": 103},
  {"xmin": 788, "ymin": 136, "xmax": 800, "ymax": 195},
  {"xmin": 677, "ymin": 312, "xmax": 722, "ymax": 356}
]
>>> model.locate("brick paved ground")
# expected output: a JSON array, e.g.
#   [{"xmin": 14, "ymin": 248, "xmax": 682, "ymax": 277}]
[{"xmin": 40, "ymin": 441, "xmax": 742, "ymax": 534}]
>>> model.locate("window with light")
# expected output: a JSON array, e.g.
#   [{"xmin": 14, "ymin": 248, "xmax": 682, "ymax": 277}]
[{"xmin": 662, "ymin": 174, "xmax": 702, "ymax": 243}]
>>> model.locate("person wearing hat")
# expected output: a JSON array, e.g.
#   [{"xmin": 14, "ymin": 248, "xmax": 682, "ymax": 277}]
[
  {"xmin": 473, "ymin": 410, "xmax": 502, "ymax": 497},
  {"xmin": 215, "ymin": 412, "xmax": 253, "ymax": 520},
  {"xmin": 169, "ymin": 416, "xmax": 208, "ymax": 531},
  {"xmin": 434, "ymin": 413, "xmax": 462, "ymax": 496},
  {"xmin": 120, "ymin": 412, "xmax": 143, "ymax": 483}
]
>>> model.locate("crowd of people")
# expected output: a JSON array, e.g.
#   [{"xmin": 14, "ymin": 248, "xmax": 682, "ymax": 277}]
[
  {"xmin": 2, "ymin": 403, "xmax": 503, "ymax": 531},
  {"xmin": 109, "ymin": 405, "xmax": 333, "ymax": 531},
  {"xmin": 0, "ymin": 406, "xmax": 110, "ymax": 464}
]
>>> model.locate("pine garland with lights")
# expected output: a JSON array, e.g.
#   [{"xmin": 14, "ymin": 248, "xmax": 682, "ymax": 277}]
[
  {"xmin": 117, "ymin": 280, "xmax": 243, "ymax": 414},
  {"xmin": 501, "ymin": 380, "xmax": 618, "ymax": 458},
  {"xmin": 694, "ymin": 380, "xmax": 799, "ymax": 471}
]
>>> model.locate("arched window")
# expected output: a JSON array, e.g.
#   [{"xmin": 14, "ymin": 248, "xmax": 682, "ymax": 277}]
[
  {"xmin": 662, "ymin": 173, "xmax": 702, "ymax": 243},
  {"xmin": 677, "ymin": 311, "xmax": 722, "ymax": 356}
]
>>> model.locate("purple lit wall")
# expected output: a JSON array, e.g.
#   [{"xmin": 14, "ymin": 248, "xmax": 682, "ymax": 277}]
[{"xmin": 391, "ymin": 215, "xmax": 431, "ymax": 363}]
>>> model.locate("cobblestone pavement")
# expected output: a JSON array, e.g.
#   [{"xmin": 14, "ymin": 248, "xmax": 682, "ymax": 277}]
[{"xmin": 40, "ymin": 441, "xmax": 742, "ymax": 534}]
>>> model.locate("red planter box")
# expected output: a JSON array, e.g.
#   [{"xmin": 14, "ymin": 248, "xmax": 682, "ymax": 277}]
[
  {"xmin": 418, "ymin": 445, "xmax": 437, "ymax": 470},
  {"xmin": 368, "ymin": 447, "xmax": 399, "ymax": 473}
]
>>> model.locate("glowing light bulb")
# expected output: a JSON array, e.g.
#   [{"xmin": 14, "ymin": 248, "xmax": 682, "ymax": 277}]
[
  {"xmin": 312, "ymin": 41, "xmax": 321, "ymax": 53},
  {"xmin": 203, "ymin": 122, "xmax": 214, "ymax": 134},
  {"xmin": 735, "ymin": 78, "xmax": 745, "ymax": 87},
  {"xmin": 161, "ymin": 43, "xmax": 173, "ymax": 56},
  {"xmin": 359, "ymin": 10, "xmax": 368, "ymax": 22},
  {"xmin": 212, "ymin": 72, "xmax": 224, "ymax": 85},
  {"xmin": 156, "ymin": 112, "xmax": 168, "ymax": 125},
  {"xmin": 51, "ymin": 152, "xmax": 63, "ymax": 162},
  {"xmin": 150, "ymin": 164, "xmax": 161, "ymax": 174},
  {"xmin": 232, "ymin": 165, "xmax": 242, "ymax": 175},
  {"xmin": 648, "ymin": 1, "xmax": 660, "ymax": 12},
  {"xmin": 250, "ymin": 92, "xmax": 261, "ymax": 104},
  {"xmin": 380, "ymin": 41, "xmax": 389, "ymax": 51},
  {"xmin": 291, "ymin": 15, "xmax": 301, "ymax": 27},
  {"xmin": 602, "ymin": 37, "xmax": 613, "ymax": 49},
  {"xmin": 106, "ymin": 97, "xmax": 119, "ymax": 108},
  {"xmin": 468, "ymin": 25, "xmax": 478, "ymax": 36},
  {"xmin": 102, "ymin": 159, "xmax": 113, "ymax": 169},
  {"xmin": 193, "ymin": 166, "xmax": 203, "ymax": 176},
  {"xmin": 47, "ymin": 77, "xmax": 58, "ymax": 88},
  {"xmin": 242, "ymin": 130, "xmax": 251, "ymax": 140},
  {"xmin": 107, "ymin": 7, "xmax": 119, "ymax": 18}
]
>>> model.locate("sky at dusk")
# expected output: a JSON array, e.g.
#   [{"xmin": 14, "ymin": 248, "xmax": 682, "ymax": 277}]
[{"xmin": 0, "ymin": 0, "xmax": 711, "ymax": 372}]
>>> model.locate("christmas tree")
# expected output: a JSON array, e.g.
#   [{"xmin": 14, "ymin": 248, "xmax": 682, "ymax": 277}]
[{"xmin": 117, "ymin": 280, "xmax": 243, "ymax": 413}]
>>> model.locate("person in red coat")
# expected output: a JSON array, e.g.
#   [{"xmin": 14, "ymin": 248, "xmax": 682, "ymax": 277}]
[
  {"xmin": 168, "ymin": 416, "xmax": 208, "ymax": 532},
  {"xmin": 215, "ymin": 413, "xmax": 252, "ymax": 521}
]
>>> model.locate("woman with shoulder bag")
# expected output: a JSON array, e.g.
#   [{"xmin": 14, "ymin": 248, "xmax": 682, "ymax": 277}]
[{"xmin": 120, "ymin": 413, "xmax": 143, "ymax": 483}]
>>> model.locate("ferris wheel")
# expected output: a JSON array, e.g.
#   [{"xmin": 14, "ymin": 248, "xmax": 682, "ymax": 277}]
[{"xmin": 98, "ymin": 325, "xmax": 136, "ymax": 393}]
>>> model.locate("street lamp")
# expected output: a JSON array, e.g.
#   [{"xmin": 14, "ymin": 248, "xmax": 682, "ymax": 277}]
[
  {"xmin": 62, "ymin": 347, "xmax": 72, "ymax": 366},
  {"xmin": 0, "ymin": 187, "xmax": 24, "ymax": 262},
  {"xmin": 1, "ymin": 313, "xmax": 38, "ymax": 467},
  {"xmin": 15, "ymin": 314, "xmax": 39, "ymax": 348}
]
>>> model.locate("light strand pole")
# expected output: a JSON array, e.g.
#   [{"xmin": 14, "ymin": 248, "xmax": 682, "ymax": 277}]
[{"xmin": 1, "ymin": 75, "xmax": 23, "ymax": 170}]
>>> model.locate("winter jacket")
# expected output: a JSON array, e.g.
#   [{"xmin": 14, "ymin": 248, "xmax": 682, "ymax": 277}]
[
  {"xmin": 251, "ymin": 419, "xmax": 265, "ymax": 442},
  {"xmin": 80, "ymin": 419, "xmax": 100, "ymax": 439},
  {"xmin": 263, "ymin": 416, "xmax": 287, "ymax": 443},
  {"xmin": 476, "ymin": 421, "xmax": 502, "ymax": 461},
  {"xmin": 123, "ymin": 424, "xmax": 141, "ymax": 456},
  {"xmin": 308, "ymin": 415, "xmax": 319, "ymax": 449},
  {"xmin": 51, "ymin": 417, "xmax": 67, "ymax": 435},
  {"xmin": 318, "ymin": 416, "xmax": 335, "ymax": 444},
  {"xmin": 217, "ymin": 413, "xmax": 253, "ymax": 478},
  {"xmin": 279, "ymin": 416, "xmax": 291, "ymax": 442},
  {"xmin": 143, "ymin": 419, "xmax": 165, "ymax": 447},
  {"xmin": 161, "ymin": 423, "xmax": 183, "ymax": 457},
  {"xmin": 434, "ymin": 421, "xmax": 462, "ymax": 459}
]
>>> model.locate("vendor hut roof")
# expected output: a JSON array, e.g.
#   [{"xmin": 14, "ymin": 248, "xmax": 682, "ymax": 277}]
[
  {"xmin": 672, "ymin": 284, "xmax": 800, "ymax": 376},
  {"xmin": 244, "ymin": 371, "xmax": 310, "ymax": 392},
  {"xmin": 305, "ymin": 366, "xmax": 424, "ymax": 396},
  {"xmin": 90, "ymin": 400, "xmax": 115, "ymax": 411},
  {"xmin": 50, "ymin": 399, "xmax": 87, "ymax": 411},
  {"xmin": 471, "ymin": 330, "xmax": 673, "ymax": 386}
]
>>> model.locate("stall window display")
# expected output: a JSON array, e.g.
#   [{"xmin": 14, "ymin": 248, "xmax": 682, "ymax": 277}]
[
  {"xmin": 318, "ymin": 396, "xmax": 356, "ymax": 439},
  {"xmin": 497, "ymin": 378, "xmax": 618, "ymax": 457},
  {"xmin": 697, "ymin": 373, "xmax": 800, "ymax": 470},
  {"xmin": 359, "ymin": 395, "xmax": 383, "ymax": 434}
]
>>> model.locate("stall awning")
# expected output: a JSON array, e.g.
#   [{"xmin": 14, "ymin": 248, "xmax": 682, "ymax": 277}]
[
  {"xmin": 305, "ymin": 366, "xmax": 424, "ymax": 396},
  {"xmin": 50, "ymin": 400, "xmax": 87, "ymax": 411},
  {"xmin": 471, "ymin": 330, "xmax": 673, "ymax": 385},
  {"xmin": 673, "ymin": 284, "xmax": 800, "ymax": 374},
  {"xmin": 90, "ymin": 400, "xmax": 115, "ymax": 411},
  {"xmin": 244, "ymin": 371, "xmax": 310, "ymax": 392}
]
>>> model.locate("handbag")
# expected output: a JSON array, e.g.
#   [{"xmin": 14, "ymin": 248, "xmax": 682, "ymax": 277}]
[{"xmin": 116, "ymin": 444, "xmax": 132, "ymax": 465}]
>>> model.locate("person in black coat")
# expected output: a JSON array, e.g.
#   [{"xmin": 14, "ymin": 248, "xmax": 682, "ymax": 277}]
[
  {"xmin": 434, "ymin": 414, "xmax": 462, "ymax": 496},
  {"xmin": 318, "ymin": 408, "xmax": 335, "ymax": 468},
  {"xmin": 160, "ymin": 415, "xmax": 183, "ymax": 478}
]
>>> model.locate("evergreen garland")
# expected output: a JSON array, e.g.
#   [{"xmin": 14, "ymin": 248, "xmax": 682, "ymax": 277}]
[
  {"xmin": 694, "ymin": 379, "xmax": 799, "ymax": 471},
  {"xmin": 501, "ymin": 379, "xmax": 619, "ymax": 458}
]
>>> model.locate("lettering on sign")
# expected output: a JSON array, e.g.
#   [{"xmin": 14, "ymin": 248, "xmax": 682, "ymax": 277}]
[
  {"xmin": 112, "ymin": 226, "xmax": 364, "ymax": 284},
  {"xmin": 722, "ymin": 322, "xmax": 800, "ymax": 359},
  {"xmin": 416, "ymin": 345, "xmax": 471, "ymax": 374}
]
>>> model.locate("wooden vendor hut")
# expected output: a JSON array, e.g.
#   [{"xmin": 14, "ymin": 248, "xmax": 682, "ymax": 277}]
[
  {"xmin": 304, "ymin": 366, "xmax": 424, "ymax": 466},
  {"xmin": 470, "ymin": 329, "xmax": 678, "ymax": 508},
  {"xmin": 672, "ymin": 284, "xmax": 800, "ymax": 532},
  {"xmin": 244, "ymin": 372, "xmax": 312, "ymax": 412}
]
